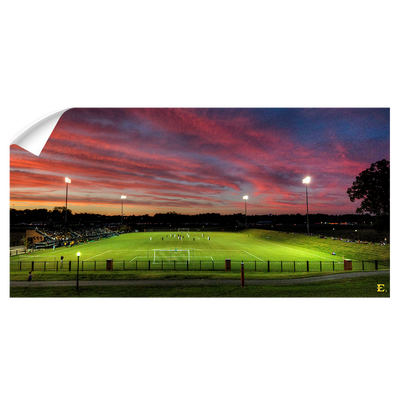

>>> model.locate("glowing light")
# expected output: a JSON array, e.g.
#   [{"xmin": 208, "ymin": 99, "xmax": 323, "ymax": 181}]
[
  {"xmin": 65, "ymin": 177, "xmax": 71, "ymax": 183},
  {"xmin": 302, "ymin": 176, "xmax": 311, "ymax": 184},
  {"xmin": 243, "ymin": 195, "xmax": 248, "ymax": 200},
  {"xmin": 77, "ymin": 252, "xmax": 81, "ymax": 257}
]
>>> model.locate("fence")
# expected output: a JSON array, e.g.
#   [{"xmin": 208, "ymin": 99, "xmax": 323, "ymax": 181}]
[
  {"xmin": 10, "ymin": 248, "xmax": 32, "ymax": 257},
  {"xmin": 9, "ymin": 259, "xmax": 390, "ymax": 273},
  {"xmin": 9, "ymin": 247, "xmax": 55, "ymax": 256}
]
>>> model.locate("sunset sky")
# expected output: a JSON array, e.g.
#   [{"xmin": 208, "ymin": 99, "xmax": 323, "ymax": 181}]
[{"xmin": 9, "ymin": 108, "xmax": 390, "ymax": 216}]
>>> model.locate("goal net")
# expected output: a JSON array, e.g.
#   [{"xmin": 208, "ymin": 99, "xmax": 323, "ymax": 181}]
[{"xmin": 153, "ymin": 249, "xmax": 193, "ymax": 263}]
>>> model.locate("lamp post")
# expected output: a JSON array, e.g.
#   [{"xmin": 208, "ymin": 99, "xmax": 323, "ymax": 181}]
[
  {"xmin": 121, "ymin": 195, "xmax": 126, "ymax": 225},
  {"xmin": 243, "ymin": 196, "xmax": 248, "ymax": 229},
  {"xmin": 76, "ymin": 252, "xmax": 81, "ymax": 290},
  {"xmin": 65, "ymin": 177, "xmax": 71, "ymax": 243},
  {"xmin": 241, "ymin": 261, "xmax": 245, "ymax": 287},
  {"xmin": 65, "ymin": 177, "xmax": 71, "ymax": 224},
  {"xmin": 302, "ymin": 177, "xmax": 311, "ymax": 234}
]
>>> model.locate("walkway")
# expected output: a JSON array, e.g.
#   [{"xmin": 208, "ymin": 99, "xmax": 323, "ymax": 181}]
[{"xmin": 10, "ymin": 270, "xmax": 389, "ymax": 287}]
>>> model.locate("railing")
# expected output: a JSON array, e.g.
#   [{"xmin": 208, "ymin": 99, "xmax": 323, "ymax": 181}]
[
  {"xmin": 10, "ymin": 248, "xmax": 32, "ymax": 256},
  {"xmin": 9, "ymin": 259, "xmax": 390, "ymax": 273}
]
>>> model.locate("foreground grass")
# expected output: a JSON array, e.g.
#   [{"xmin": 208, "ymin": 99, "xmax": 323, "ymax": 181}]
[
  {"xmin": 10, "ymin": 269, "xmax": 373, "ymax": 281},
  {"xmin": 10, "ymin": 275, "xmax": 390, "ymax": 297}
]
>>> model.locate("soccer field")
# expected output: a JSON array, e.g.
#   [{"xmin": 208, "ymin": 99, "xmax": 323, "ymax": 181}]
[
  {"xmin": 10, "ymin": 229, "xmax": 390, "ymax": 273},
  {"xmin": 12, "ymin": 230, "xmax": 339, "ymax": 262}
]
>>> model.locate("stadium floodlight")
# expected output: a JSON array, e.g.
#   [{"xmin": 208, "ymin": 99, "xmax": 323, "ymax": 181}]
[
  {"xmin": 121, "ymin": 195, "xmax": 127, "ymax": 225},
  {"xmin": 64, "ymin": 177, "xmax": 71, "ymax": 239},
  {"xmin": 76, "ymin": 252, "xmax": 81, "ymax": 290},
  {"xmin": 243, "ymin": 195, "xmax": 249, "ymax": 229},
  {"xmin": 302, "ymin": 177, "xmax": 311, "ymax": 234}
]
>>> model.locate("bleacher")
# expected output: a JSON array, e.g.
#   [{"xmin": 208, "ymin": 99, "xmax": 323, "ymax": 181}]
[{"xmin": 32, "ymin": 226, "xmax": 116, "ymax": 249}]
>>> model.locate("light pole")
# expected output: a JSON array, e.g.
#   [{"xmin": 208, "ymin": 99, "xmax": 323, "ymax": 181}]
[
  {"xmin": 302, "ymin": 177, "xmax": 311, "ymax": 234},
  {"xmin": 65, "ymin": 177, "xmax": 71, "ymax": 243},
  {"xmin": 121, "ymin": 195, "xmax": 126, "ymax": 225},
  {"xmin": 243, "ymin": 196, "xmax": 248, "ymax": 229},
  {"xmin": 76, "ymin": 252, "xmax": 81, "ymax": 290},
  {"xmin": 65, "ymin": 177, "xmax": 71, "ymax": 224}
]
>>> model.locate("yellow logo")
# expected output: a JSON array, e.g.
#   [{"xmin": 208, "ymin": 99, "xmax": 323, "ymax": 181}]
[{"xmin": 377, "ymin": 284, "xmax": 386, "ymax": 292}]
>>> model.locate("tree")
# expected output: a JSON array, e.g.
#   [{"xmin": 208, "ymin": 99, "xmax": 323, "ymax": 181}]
[{"xmin": 347, "ymin": 159, "xmax": 389, "ymax": 231}]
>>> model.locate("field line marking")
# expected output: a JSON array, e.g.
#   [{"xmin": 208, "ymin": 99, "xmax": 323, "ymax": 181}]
[
  {"xmin": 129, "ymin": 257, "xmax": 137, "ymax": 262},
  {"xmin": 194, "ymin": 249, "xmax": 243, "ymax": 251},
  {"xmin": 243, "ymin": 250, "xmax": 264, "ymax": 261},
  {"xmin": 84, "ymin": 250, "xmax": 112, "ymax": 261},
  {"xmin": 112, "ymin": 249, "xmax": 146, "ymax": 252}
]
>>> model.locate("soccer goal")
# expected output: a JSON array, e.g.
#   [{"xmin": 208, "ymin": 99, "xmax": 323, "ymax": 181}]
[{"xmin": 153, "ymin": 249, "xmax": 193, "ymax": 263}]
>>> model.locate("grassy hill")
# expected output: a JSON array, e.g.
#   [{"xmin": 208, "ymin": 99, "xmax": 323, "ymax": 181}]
[{"xmin": 246, "ymin": 229, "xmax": 389, "ymax": 261}]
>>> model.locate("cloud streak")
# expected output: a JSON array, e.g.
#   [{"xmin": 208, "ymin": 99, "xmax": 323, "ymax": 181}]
[{"xmin": 10, "ymin": 108, "xmax": 390, "ymax": 215}]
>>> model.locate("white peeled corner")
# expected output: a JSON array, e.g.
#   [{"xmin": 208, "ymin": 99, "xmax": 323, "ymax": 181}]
[{"xmin": 10, "ymin": 108, "xmax": 70, "ymax": 156}]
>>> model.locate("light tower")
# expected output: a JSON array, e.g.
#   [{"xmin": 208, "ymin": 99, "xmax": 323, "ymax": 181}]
[
  {"xmin": 64, "ymin": 177, "xmax": 71, "ymax": 242},
  {"xmin": 65, "ymin": 177, "xmax": 71, "ymax": 224},
  {"xmin": 302, "ymin": 176, "xmax": 311, "ymax": 234},
  {"xmin": 243, "ymin": 195, "xmax": 249, "ymax": 229},
  {"xmin": 121, "ymin": 195, "xmax": 127, "ymax": 225}
]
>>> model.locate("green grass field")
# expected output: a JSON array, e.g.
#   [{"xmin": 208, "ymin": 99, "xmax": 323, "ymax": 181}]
[{"xmin": 10, "ymin": 229, "xmax": 390, "ymax": 273}]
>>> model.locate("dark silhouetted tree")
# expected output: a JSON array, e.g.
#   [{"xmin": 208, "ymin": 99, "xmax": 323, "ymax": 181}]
[{"xmin": 347, "ymin": 159, "xmax": 389, "ymax": 232}]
